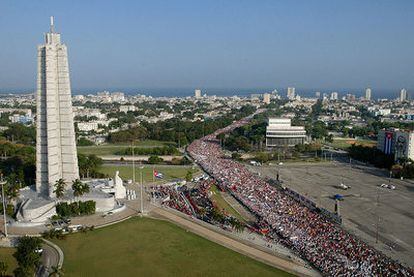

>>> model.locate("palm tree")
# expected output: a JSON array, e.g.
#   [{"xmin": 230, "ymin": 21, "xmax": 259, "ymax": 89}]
[
  {"xmin": 48, "ymin": 265, "xmax": 64, "ymax": 277},
  {"xmin": 72, "ymin": 179, "xmax": 89, "ymax": 199},
  {"xmin": 53, "ymin": 179, "xmax": 66, "ymax": 199}
]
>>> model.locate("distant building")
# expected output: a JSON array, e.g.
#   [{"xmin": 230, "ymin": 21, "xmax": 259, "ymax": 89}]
[
  {"xmin": 195, "ymin": 89, "xmax": 202, "ymax": 99},
  {"xmin": 111, "ymin": 92, "xmax": 125, "ymax": 102},
  {"xmin": 77, "ymin": 122, "xmax": 99, "ymax": 132},
  {"xmin": 365, "ymin": 88, "xmax": 372, "ymax": 101},
  {"xmin": 330, "ymin": 92, "xmax": 338, "ymax": 101},
  {"xmin": 315, "ymin": 91, "xmax": 321, "ymax": 98},
  {"xmin": 266, "ymin": 118, "xmax": 307, "ymax": 147},
  {"xmin": 263, "ymin": 93, "xmax": 271, "ymax": 104},
  {"xmin": 119, "ymin": 105, "xmax": 136, "ymax": 113},
  {"xmin": 400, "ymin": 88, "xmax": 408, "ymax": 102},
  {"xmin": 287, "ymin": 87, "xmax": 296, "ymax": 100},
  {"xmin": 377, "ymin": 129, "xmax": 414, "ymax": 161}
]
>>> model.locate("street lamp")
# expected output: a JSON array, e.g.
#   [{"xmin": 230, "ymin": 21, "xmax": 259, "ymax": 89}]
[
  {"xmin": 139, "ymin": 165, "xmax": 144, "ymax": 214},
  {"xmin": 0, "ymin": 175, "xmax": 7, "ymax": 238}
]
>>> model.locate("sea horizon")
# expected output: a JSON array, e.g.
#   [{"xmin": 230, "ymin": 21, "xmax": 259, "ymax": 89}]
[{"xmin": 0, "ymin": 87, "xmax": 408, "ymax": 99}]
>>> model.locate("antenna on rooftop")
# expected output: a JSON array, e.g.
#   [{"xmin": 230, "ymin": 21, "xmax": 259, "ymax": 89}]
[{"xmin": 50, "ymin": 16, "xmax": 55, "ymax": 33}]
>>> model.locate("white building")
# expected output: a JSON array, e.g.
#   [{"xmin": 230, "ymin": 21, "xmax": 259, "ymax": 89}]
[
  {"xmin": 77, "ymin": 122, "xmax": 99, "ymax": 132},
  {"xmin": 315, "ymin": 91, "xmax": 321, "ymax": 98},
  {"xmin": 365, "ymin": 88, "xmax": 372, "ymax": 101},
  {"xmin": 377, "ymin": 129, "xmax": 414, "ymax": 161},
  {"xmin": 195, "ymin": 89, "xmax": 202, "ymax": 99},
  {"xmin": 400, "ymin": 88, "xmax": 408, "ymax": 102},
  {"xmin": 263, "ymin": 93, "xmax": 271, "ymax": 104},
  {"xmin": 287, "ymin": 87, "xmax": 296, "ymax": 100},
  {"xmin": 266, "ymin": 118, "xmax": 307, "ymax": 147},
  {"xmin": 119, "ymin": 105, "xmax": 136, "ymax": 113},
  {"xmin": 111, "ymin": 92, "xmax": 125, "ymax": 102},
  {"xmin": 36, "ymin": 16, "xmax": 79, "ymax": 197},
  {"xmin": 330, "ymin": 92, "xmax": 338, "ymax": 101}
]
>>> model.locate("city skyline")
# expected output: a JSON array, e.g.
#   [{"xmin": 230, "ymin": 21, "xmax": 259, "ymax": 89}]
[{"xmin": 1, "ymin": 1, "xmax": 414, "ymax": 91}]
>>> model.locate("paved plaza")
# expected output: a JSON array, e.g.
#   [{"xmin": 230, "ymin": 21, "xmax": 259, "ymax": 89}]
[{"xmin": 248, "ymin": 161, "xmax": 414, "ymax": 268}]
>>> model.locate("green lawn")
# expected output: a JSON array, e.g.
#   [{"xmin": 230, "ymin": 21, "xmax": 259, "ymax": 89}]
[
  {"xmin": 53, "ymin": 217, "xmax": 291, "ymax": 277},
  {"xmin": 0, "ymin": 248, "xmax": 17, "ymax": 275},
  {"xmin": 210, "ymin": 185, "xmax": 245, "ymax": 222},
  {"xmin": 98, "ymin": 165, "xmax": 198, "ymax": 183},
  {"xmin": 78, "ymin": 140, "xmax": 176, "ymax": 155}
]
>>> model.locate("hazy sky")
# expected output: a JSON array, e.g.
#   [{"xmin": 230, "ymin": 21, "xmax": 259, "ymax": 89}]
[{"xmin": 0, "ymin": 0, "xmax": 413, "ymax": 91}]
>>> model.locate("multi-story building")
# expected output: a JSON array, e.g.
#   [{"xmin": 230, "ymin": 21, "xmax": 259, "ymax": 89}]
[
  {"xmin": 77, "ymin": 122, "xmax": 99, "ymax": 132},
  {"xmin": 119, "ymin": 105, "xmax": 136, "ymax": 113},
  {"xmin": 195, "ymin": 89, "xmax": 202, "ymax": 98},
  {"xmin": 377, "ymin": 128, "xmax": 414, "ymax": 161},
  {"xmin": 266, "ymin": 118, "xmax": 307, "ymax": 147},
  {"xmin": 365, "ymin": 88, "xmax": 372, "ymax": 101},
  {"xmin": 400, "ymin": 88, "xmax": 408, "ymax": 102},
  {"xmin": 111, "ymin": 92, "xmax": 125, "ymax": 102},
  {"xmin": 263, "ymin": 93, "xmax": 271, "ymax": 104},
  {"xmin": 287, "ymin": 87, "xmax": 296, "ymax": 100},
  {"xmin": 330, "ymin": 92, "xmax": 338, "ymax": 101}
]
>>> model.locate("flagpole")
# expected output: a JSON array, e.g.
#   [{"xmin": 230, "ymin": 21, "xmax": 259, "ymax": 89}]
[
  {"xmin": 152, "ymin": 165, "xmax": 155, "ymax": 182},
  {"xmin": 132, "ymin": 141, "xmax": 135, "ymax": 185},
  {"xmin": 140, "ymin": 166, "xmax": 144, "ymax": 214}
]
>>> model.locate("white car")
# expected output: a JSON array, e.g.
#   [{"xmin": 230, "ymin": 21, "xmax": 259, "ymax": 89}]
[
  {"xmin": 338, "ymin": 183, "xmax": 350, "ymax": 190},
  {"xmin": 34, "ymin": 248, "xmax": 43, "ymax": 254},
  {"xmin": 380, "ymin": 184, "xmax": 396, "ymax": 190}
]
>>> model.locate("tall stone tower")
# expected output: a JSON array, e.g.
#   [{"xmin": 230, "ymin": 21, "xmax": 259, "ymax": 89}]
[{"xmin": 36, "ymin": 17, "xmax": 79, "ymax": 198}]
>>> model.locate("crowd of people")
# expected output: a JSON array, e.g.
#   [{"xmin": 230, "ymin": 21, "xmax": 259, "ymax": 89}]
[
  {"xmin": 151, "ymin": 180, "xmax": 245, "ymax": 232},
  {"xmin": 187, "ymin": 117, "xmax": 414, "ymax": 276}
]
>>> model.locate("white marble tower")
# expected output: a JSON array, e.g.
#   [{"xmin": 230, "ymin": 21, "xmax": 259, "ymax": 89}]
[{"xmin": 36, "ymin": 17, "xmax": 79, "ymax": 198}]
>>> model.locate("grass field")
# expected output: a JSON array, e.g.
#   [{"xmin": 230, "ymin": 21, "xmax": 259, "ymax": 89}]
[
  {"xmin": 327, "ymin": 138, "xmax": 376, "ymax": 150},
  {"xmin": 77, "ymin": 140, "xmax": 176, "ymax": 155},
  {"xmin": 53, "ymin": 217, "xmax": 291, "ymax": 277},
  {"xmin": 209, "ymin": 185, "xmax": 245, "ymax": 222},
  {"xmin": 0, "ymin": 248, "xmax": 17, "ymax": 275},
  {"xmin": 98, "ymin": 165, "xmax": 198, "ymax": 183}
]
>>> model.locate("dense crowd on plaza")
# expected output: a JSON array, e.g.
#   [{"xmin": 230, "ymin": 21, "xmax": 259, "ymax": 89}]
[
  {"xmin": 187, "ymin": 118, "xmax": 414, "ymax": 276},
  {"xmin": 151, "ymin": 180, "xmax": 245, "ymax": 231}
]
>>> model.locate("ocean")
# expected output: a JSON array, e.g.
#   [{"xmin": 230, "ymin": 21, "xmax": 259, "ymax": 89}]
[{"xmin": 0, "ymin": 87, "xmax": 406, "ymax": 100}]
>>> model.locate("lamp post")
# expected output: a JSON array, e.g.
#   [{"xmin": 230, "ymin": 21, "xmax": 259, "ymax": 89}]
[
  {"xmin": 0, "ymin": 175, "xmax": 7, "ymax": 238},
  {"xmin": 132, "ymin": 141, "xmax": 135, "ymax": 185},
  {"xmin": 140, "ymin": 165, "xmax": 144, "ymax": 214}
]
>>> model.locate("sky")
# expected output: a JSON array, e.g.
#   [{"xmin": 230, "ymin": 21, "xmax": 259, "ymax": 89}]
[{"xmin": 0, "ymin": 0, "xmax": 413, "ymax": 93}]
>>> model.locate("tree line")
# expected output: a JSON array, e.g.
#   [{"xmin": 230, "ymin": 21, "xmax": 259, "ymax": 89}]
[{"xmin": 108, "ymin": 105, "xmax": 257, "ymax": 145}]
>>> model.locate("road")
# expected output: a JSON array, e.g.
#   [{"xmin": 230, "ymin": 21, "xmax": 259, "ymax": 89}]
[{"xmin": 40, "ymin": 242, "xmax": 59, "ymax": 274}]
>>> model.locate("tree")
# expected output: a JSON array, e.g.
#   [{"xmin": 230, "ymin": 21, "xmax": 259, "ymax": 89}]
[
  {"xmin": 148, "ymin": 155, "xmax": 163, "ymax": 164},
  {"xmin": 231, "ymin": 152, "xmax": 242, "ymax": 160},
  {"xmin": 0, "ymin": 261, "xmax": 8, "ymax": 276},
  {"xmin": 53, "ymin": 179, "xmax": 66, "ymax": 199},
  {"xmin": 4, "ymin": 173, "xmax": 21, "ymax": 202},
  {"xmin": 77, "ymin": 154, "xmax": 103, "ymax": 178},
  {"xmin": 185, "ymin": 170, "xmax": 193, "ymax": 182},
  {"xmin": 77, "ymin": 137, "xmax": 94, "ymax": 146},
  {"xmin": 72, "ymin": 179, "xmax": 89, "ymax": 198},
  {"xmin": 13, "ymin": 236, "xmax": 42, "ymax": 277}
]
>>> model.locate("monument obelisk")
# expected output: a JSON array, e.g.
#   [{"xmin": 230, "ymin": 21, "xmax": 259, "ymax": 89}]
[{"xmin": 36, "ymin": 17, "xmax": 79, "ymax": 198}]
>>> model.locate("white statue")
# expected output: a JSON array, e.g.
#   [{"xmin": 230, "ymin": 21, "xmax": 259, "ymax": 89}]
[{"xmin": 114, "ymin": 171, "xmax": 126, "ymax": 199}]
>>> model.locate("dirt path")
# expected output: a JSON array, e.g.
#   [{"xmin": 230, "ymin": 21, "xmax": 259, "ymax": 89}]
[{"xmin": 152, "ymin": 207, "xmax": 320, "ymax": 277}]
